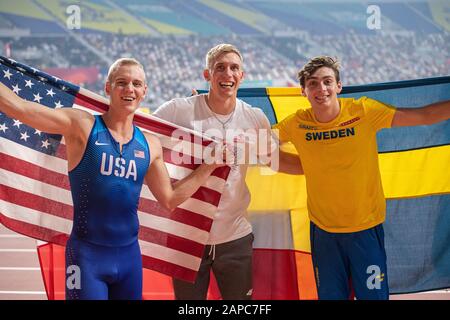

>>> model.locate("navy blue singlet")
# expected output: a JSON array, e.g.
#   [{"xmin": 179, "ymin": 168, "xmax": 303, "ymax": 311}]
[
  {"xmin": 65, "ymin": 115, "xmax": 150, "ymax": 300},
  {"xmin": 69, "ymin": 115, "xmax": 150, "ymax": 246}
]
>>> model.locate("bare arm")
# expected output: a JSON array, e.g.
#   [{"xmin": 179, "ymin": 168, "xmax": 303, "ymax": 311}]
[
  {"xmin": 0, "ymin": 81, "xmax": 87, "ymax": 136},
  {"xmin": 144, "ymin": 133, "xmax": 220, "ymax": 211},
  {"xmin": 391, "ymin": 100, "xmax": 450, "ymax": 127},
  {"xmin": 277, "ymin": 150, "xmax": 304, "ymax": 175},
  {"xmin": 269, "ymin": 127, "xmax": 304, "ymax": 174}
]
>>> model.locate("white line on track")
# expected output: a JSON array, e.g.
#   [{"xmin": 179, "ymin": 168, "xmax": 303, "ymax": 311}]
[
  {"xmin": 0, "ymin": 249, "xmax": 36, "ymax": 252},
  {"xmin": 0, "ymin": 291, "xmax": 46, "ymax": 295},
  {"xmin": 417, "ymin": 290, "xmax": 450, "ymax": 294},
  {"xmin": 0, "ymin": 267, "xmax": 41, "ymax": 271}
]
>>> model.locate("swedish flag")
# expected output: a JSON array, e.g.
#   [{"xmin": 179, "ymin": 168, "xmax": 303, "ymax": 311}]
[{"xmin": 238, "ymin": 77, "xmax": 450, "ymax": 298}]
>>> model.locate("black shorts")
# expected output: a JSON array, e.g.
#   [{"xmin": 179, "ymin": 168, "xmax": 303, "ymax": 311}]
[{"xmin": 172, "ymin": 233, "xmax": 254, "ymax": 300}]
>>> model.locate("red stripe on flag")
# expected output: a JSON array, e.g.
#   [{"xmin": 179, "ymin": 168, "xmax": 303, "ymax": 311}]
[
  {"xmin": 190, "ymin": 185, "xmax": 221, "ymax": 207},
  {"xmin": 76, "ymin": 93, "xmax": 212, "ymax": 147},
  {"xmin": 55, "ymin": 143, "xmax": 67, "ymax": 160},
  {"xmin": 75, "ymin": 94, "xmax": 212, "ymax": 148},
  {"xmin": 139, "ymin": 226, "xmax": 204, "ymax": 258},
  {"xmin": 162, "ymin": 148, "xmax": 231, "ymax": 180},
  {"xmin": 134, "ymin": 115, "xmax": 212, "ymax": 147},
  {"xmin": 252, "ymin": 248, "xmax": 300, "ymax": 300},
  {"xmin": 0, "ymin": 153, "xmax": 70, "ymax": 190},
  {"xmin": 0, "ymin": 185, "xmax": 73, "ymax": 220},
  {"xmin": 166, "ymin": 179, "xmax": 221, "ymax": 207},
  {"xmin": 74, "ymin": 94, "xmax": 108, "ymax": 113},
  {"xmin": 0, "ymin": 214, "xmax": 68, "ymax": 246},
  {"xmin": 138, "ymin": 198, "xmax": 213, "ymax": 232},
  {"xmin": 211, "ymin": 166, "xmax": 230, "ymax": 180},
  {"xmin": 163, "ymin": 148, "xmax": 202, "ymax": 170},
  {"xmin": 142, "ymin": 255, "xmax": 197, "ymax": 283}
]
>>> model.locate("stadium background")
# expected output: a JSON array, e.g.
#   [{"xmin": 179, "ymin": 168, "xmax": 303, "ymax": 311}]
[{"xmin": 0, "ymin": 0, "xmax": 449, "ymax": 299}]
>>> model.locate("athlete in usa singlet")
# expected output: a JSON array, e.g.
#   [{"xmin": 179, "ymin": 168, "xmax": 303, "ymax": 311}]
[{"xmin": 66, "ymin": 115, "xmax": 150, "ymax": 299}]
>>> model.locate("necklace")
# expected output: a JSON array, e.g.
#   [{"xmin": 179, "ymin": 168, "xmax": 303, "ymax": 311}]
[
  {"xmin": 206, "ymin": 96, "xmax": 236, "ymax": 129},
  {"xmin": 211, "ymin": 107, "xmax": 236, "ymax": 129}
]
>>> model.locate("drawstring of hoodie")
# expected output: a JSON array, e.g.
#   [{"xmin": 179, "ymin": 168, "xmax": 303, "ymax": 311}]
[{"xmin": 208, "ymin": 244, "xmax": 216, "ymax": 261}]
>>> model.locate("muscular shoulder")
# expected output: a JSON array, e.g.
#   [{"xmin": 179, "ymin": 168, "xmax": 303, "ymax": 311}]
[
  {"xmin": 142, "ymin": 131, "xmax": 162, "ymax": 161},
  {"xmin": 274, "ymin": 111, "xmax": 299, "ymax": 132},
  {"xmin": 237, "ymin": 99, "xmax": 271, "ymax": 129},
  {"xmin": 57, "ymin": 107, "xmax": 93, "ymax": 126},
  {"xmin": 341, "ymin": 97, "xmax": 394, "ymax": 117},
  {"xmin": 153, "ymin": 95, "xmax": 202, "ymax": 120},
  {"xmin": 63, "ymin": 108, "xmax": 94, "ymax": 140}
]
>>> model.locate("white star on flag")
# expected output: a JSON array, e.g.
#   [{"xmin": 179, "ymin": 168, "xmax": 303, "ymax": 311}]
[
  {"xmin": 46, "ymin": 88, "xmax": 56, "ymax": 97},
  {"xmin": 12, "ymin": 119, "xmax": 22, "ymax": 128},
  {"xmin": 0, "ymin": 123, "xmax": 8, "ymax": 133},
  {"xmin": 35, "ymin": 129, "xmax": 42, "ymax": 136},
  {"xmin": 25, "ymin": 79, "xmax": 34, "ymax": 88},
  {"xmin": 54, "ymin": 100, "xmax": 64, "ymax": 108},
  {"xmin": 20, "ymin": 131, "xmax": 30, "ymax": 141},
  {"xmin": 3, "ymin": 69, "xmax": 12, "ymax": 80},
  {"xmin": 12, "ymin": 84, "xmax": 21, "ymax": 95},
  {"xmin": 33, "ymin": 93, "xmax": 43, "ymax": 103},
  {"xmin": 41, "ymin": 139, "xmax": 51, "ymax": 149}
]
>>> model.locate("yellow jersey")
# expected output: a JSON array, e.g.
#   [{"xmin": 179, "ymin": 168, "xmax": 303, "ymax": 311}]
[{"xmin": 274, "ymin": 97, "xmax": 396, "ymax": 233}]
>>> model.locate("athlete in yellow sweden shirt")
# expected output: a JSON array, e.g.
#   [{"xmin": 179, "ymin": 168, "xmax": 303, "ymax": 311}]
[
  {"xmin": 274, "ymin": 56, "xmax": 450, "ymax": 300},
  {"xmin": 276, "ymin": 96, "xmax": 395, "ymax": 233}
]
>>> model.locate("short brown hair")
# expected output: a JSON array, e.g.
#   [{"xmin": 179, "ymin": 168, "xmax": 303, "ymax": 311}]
[
  {"xmin": 107, "ymin": 58, "xmax": 145, "ymax": 83},
  {"xmin": 205, "ymin": 44, "xmax": 243, "ymax": 70},
  {"xmin": 297, "ymin": 56, "xmax": 341, "ymax": 88}
]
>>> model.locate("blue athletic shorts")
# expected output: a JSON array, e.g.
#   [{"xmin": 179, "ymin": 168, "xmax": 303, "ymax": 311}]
[
  {"xmin": 65, "ymin": 236, "xmax": 142, "ymax": 300},
  {"xmin": 310, "ymin": 222, "xmax": 389, "ymax": 300}
]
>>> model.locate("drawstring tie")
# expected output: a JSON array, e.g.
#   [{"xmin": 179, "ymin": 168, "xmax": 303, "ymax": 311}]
[{"xmin": 208, "ymin": 244, "xmax": 216, "ymax": 261}]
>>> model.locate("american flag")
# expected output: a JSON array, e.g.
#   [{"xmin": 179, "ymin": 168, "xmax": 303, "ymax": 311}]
[{"xmin": 0, "ymin": 56, "xmax": 230, "ymax": 282}]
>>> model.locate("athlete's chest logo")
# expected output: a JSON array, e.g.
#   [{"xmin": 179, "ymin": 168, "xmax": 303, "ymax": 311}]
[
  {"xmin": 305, "ymin": 127, "xmax": 355, "ymax": 141},
  {"xmin": 100, "ymin": 152, "xmax": 138, "ymax": 181}
]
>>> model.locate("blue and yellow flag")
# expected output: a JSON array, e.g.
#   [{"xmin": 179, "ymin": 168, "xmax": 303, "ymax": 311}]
[{"xmin": 236, "ymin": 77, "xmax": 450, "ymax": 298}]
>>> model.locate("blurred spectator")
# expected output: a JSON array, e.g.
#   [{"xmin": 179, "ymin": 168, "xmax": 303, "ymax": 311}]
[{"xmin": 4, "ymin": 32, "xmax": 450, "ymax": 110}]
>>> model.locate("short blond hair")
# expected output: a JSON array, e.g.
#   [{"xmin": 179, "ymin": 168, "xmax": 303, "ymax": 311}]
[
  {"xmin": 107, "ymin": 58, "xmax": 145, "ymax": 83},
  {"xmin": 205, "ymin": 44, "xmax": 243, "ymax": 70}
]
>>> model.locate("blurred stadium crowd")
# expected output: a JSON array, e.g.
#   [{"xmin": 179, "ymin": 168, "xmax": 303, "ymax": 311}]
[{"xmin": 0, "ymin": 0, "xmax": 449, "ymax": 109}]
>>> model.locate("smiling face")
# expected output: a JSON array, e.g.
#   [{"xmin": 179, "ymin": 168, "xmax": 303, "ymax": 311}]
[
  {"xmin": 302, "ymin": 66, "xmax": 342, "ymax": 110},
  {"xmin": 105, "ymin": 64, "xmax": 147, "ymax": 114},
  {"xmin": 204, "ymin": 51, "xmax": 244, "ymax": 99}
]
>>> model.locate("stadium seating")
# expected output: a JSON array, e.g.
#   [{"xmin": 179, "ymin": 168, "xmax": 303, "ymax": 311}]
[
  {"xmin": 188, "ymin": 0, "xmax": 263, "ymax": 35},
  {"xmin": 1, "ymin": 0, "xmax": 448, "ymax": 110},
  {"xmin": 117, "ymin": 0, "xmax": 226, "ymax": 36},
  {"xmin": 247, "ymin": 1, "xmax": 345, "ymax": 35},
  {"xmin": 36, "ymin": 0, "xmax": 151, "ymax": 34},
  {"xmin": 380, "ymin": 2, "xmax": 442, "ymax": 33},
  {"xmin": 0, "ymin": 0, "xmax": 65, "ymax": 34},
  {"xmin": 429, "ymin": 0, "xmax": 450, "ymax": 33}
]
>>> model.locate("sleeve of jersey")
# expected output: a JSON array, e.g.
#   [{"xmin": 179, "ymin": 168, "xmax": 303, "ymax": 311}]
[
  {"xmin": 363, "ymin": 97, "xmax": 397, "ymax": 131},
  {"xmin": 272, "ymin": 114, "xmax": 295, "ymax": 143},
  {"xmin": 252, "ymin": 108, "xmax": 278, "ymax": 158},
  {"xmin": 152, "ymin": 99, "xmax": 176, "ymax": 121},
  {"xmin": 253, "ymin": 107, "xmax": 272, "ymax": 130}
]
